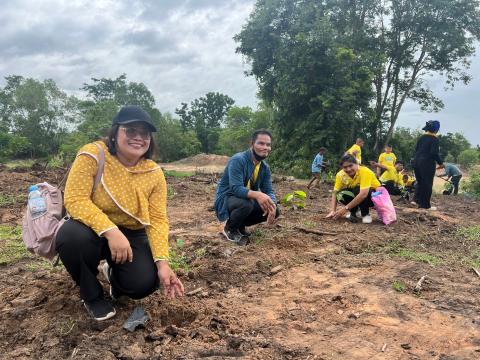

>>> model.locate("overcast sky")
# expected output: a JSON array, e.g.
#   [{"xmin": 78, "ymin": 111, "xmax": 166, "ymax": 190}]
[{"xmin": 0, "ymin": 0, "xmax": 478, "ymax": 145}]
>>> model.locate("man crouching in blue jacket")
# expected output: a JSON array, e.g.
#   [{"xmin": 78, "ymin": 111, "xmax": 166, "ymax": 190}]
[{"xmin": 214, "ymin": 129, "xmax": 280, "ymax": 245}]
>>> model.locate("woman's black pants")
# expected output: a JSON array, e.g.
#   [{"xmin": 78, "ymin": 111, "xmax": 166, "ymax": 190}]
[
  {"xmin": 338, "ymin": 187, "xmax": 374, "ymax": 217},
  {"xmin": 56, "ymin": 219, "xmax": 159, "ymax": 302},
  {"xmin": 414, "ymin": 159, "xmax": 436, "ymax": 209}
]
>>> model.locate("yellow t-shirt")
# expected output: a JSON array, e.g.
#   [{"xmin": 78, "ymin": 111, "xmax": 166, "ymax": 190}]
[
  {"xmin": 378, "ymin": 152, "xmax": 397, "ymax": 168},
  {"xmin": 334, "ymin": 166, "xmax": 381, "ymax": 192},
  {"xmin": 380, "ymin": 165, "xmax": 404, "ymax": 186},
  {"xmin": 404, "ymin": 176, "xmax": 415, "ymax": 187},
  {"xmin": 347, "ymin": 144, "xmax": 362, "ymax": 164},
  {"xmin": 64, "ymin": 141, "xmax": 169, "ymax": 260},
  {"xmin": 247, "ymin": 162, "xmax": 261, "ymax": 189}
]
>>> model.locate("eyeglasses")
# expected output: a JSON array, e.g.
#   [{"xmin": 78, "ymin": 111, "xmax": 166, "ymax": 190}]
[{"xmin": 120, "ymin": 126, "xmax": 151, "ymax": 140}]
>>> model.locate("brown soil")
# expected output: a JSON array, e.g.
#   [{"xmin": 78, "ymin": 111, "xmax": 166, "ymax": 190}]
[
  {"xmin": 160, "ymin": 154, "xmax": 230, "ymax": 174},
  {"xmin": 1, "ymin": 167, "xmax": 480, "ymax": 360}
]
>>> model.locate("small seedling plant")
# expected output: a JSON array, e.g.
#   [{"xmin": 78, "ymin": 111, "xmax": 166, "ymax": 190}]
[{"xmin": 281, "ymin": 190, "xmax": 307, "ymax": 210}]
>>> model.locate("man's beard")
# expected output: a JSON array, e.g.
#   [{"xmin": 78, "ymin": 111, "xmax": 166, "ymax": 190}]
[{"xmin": 253, "ymin": 149, "xmax": 267, "ymax": 161}]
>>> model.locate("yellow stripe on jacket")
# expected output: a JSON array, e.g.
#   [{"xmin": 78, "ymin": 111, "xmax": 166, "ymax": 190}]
[{"xmin": 64, "ymin": 141, "xmax": 169, "ymax": 260}]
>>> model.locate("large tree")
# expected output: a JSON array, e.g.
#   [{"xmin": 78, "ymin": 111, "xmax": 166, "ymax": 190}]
[
  {"xmin": 236, "ymin": 0, "xmax": 480, "ymax": 162},
  {"xmin": 175, "ymin": 92, "xmax": 234, "ymax": 154},
  {"xmin": 235, "ymin": 0, "xmax": 374, "ymax": 173},
  {"xmin": 0, "ymin": 76, "xmax": 78, "ymax": 157}
]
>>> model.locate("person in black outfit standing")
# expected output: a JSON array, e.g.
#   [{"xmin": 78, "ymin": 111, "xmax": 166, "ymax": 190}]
[{"xmin": 413, "ymin": 120, "xmax": 444, "ymax": 210}]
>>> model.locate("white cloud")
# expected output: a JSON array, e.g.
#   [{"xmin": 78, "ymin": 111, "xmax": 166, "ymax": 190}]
[
  {"xmin": 0, "ymin": 0, "xmax": 257, "ymax": 112},
  {"xmin": 0, "ymin": 0, "xmax": 477, "ymax": 146}
]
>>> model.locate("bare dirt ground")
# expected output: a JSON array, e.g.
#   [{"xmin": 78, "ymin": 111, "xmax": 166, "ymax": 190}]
[{"xmin": 1, "ymin": 165, "xmax": 480, "ymax": 360}]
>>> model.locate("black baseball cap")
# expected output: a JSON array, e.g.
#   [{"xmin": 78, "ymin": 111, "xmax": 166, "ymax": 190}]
[{"xmin": 112, "ymin": 105, "xmax": 157, "ymax": 132}]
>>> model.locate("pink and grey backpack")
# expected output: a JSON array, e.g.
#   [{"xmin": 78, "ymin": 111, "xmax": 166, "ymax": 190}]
[{"xmin": 22, "ymin": 144, "xmax": 105, "ymax": 260}]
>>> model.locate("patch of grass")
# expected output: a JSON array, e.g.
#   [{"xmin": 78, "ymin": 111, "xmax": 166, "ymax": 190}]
[
  {"xmin": 392, "ymin": 279, "xmax": 406, "ymax": 292},
  {"xmin": 194, "ymin": 247, "xmax": 207, "ymax": 259},
  {"xmin": 0, "ymin": 225, "xmax": 22, "ymax": 239},
  {"xmin": 4, "ymin": 159, "xmax": 36, "ymax": 169},
  {"xmin": 167, "ymin": 185, "xmax": 175, "ymax": 199},
  {"xmin": 25, "ymin": 259, "xmax": 55, "ymax": 271},
  {"xmin": 252, "ymin": 228, "xmax": 267, "ymax": 245},
  {"xmin": 164, "ymin": 170, "xmax": 194, "ymax": 178},
  {"xmin": 394, "ymin": 248, "xmax": 442, "ymax": 265},
  {"xmin": 456, "ymin": 226, "xmax": 480, "ymax": 241},
  {"xmin": 0, "ymin": 194, "xmax": 26, "ymax": 207},
  {"xmin": 0, "ymin": 225, "xmax": 32, "ymax": 265},
  {"xmin": 302, "ymin": 220, "xmax": 316, "ymax": 229},
  {"xmin": 58, "ymin": 318, "xmax": 77, "ymax": 336}
]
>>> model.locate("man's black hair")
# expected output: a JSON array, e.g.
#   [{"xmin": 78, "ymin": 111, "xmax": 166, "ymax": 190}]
[
  {"xmin": 251, "ymin": 129, "xmax": 273, "ymax": 143},
  {"xmin": 395, "ymin": 160, "xmax": 405, "ymax": 166}
]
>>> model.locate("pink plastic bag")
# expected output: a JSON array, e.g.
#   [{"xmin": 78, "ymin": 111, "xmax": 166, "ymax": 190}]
[{"xmin": 371, "ymin": 186, "xmax": 397, "ymax": 225}]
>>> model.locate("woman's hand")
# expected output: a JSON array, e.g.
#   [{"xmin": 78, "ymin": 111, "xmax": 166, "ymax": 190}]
[
  {"xmin": 104, "ymin": 228, "xmax": 133, "ymax": 264},
  {"xmin": 333, "ymin": 207, "xmax": 349, "ymax": 220},
  {"xmin": 156, "ymin": 261, "xmax": 184, "ymax": 299}
]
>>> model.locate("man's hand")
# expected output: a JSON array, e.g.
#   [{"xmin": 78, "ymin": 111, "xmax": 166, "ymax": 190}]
[
  {"xmin": 105, "ymin": 228, "xmax": 133, "ymax": 264},
  {"xmin": 255, "ymin": 192, "xmax": 276, "ymax": 215},
  {"xmin": 326, "ymin": 211, "xmax": 335, "ymax": 218},
  {"xmin": 266, "ymin": 207, "xmax": 277, "ymax": 225},
  {"xmin": 157, "ymin": 261, "xmax": 184, "ymax": 299}
]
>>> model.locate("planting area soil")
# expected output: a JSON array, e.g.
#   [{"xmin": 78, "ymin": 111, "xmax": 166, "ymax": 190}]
[{"xmin": 1, "ymin": 165, "xmax": 480, "ymax": 360}]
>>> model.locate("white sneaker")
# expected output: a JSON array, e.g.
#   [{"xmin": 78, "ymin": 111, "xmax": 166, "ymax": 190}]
[
  {"xmin": 356, "ymin": 210, "xmax": 361, "ymax": 218},
  {"xmin": 362, "ymin": 215, "xmax": 372, "ymax": 224},
  {"xmin": 428, "ymin": 206, "xmax": 438, "ymax": 211},
  {"xmin": 410, "ymin": 201, "xmax": 417, "ymax": 205},
  {"xmin": 345, "ymin": 212, "xmax": 351, "ymax": 219}
]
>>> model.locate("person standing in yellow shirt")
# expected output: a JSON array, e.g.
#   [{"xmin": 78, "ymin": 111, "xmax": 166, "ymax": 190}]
[
  {"xmin": 346, "ymin": 138, "xmax": 364, "ymax": 164},
  {"xmin": 377, "ymin": 144, "xmax": 397, "ymax": 177},
  {"xmin": 326, "ymin": 154, "xmax": 381, "ymax": 224},
  {"xmin": 56, "ymin": 106, "xmax": 184, "ymax": 321}
]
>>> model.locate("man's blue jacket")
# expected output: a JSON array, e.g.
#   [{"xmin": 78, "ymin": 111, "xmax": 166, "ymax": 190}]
[{"xmin": 214, "ymin": 149, "xmax": 276, "ymax": 222}]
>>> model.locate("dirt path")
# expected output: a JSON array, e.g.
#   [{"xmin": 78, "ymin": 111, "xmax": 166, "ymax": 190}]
[{"xmin": 0, "ymin": 168, "xmax": 479, "ymax": 359}]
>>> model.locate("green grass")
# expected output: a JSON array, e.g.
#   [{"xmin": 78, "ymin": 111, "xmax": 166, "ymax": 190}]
[
  {"xmin": 25, "ymin": 259, "xmax": 55, "ymax": 271},
  {"xmin": 392, "ymin": 279, "xmax": 406, "ymax": 292},
  {"xmin": 456, "ymin": 226, "xmax": 480, "ymax": 241},
  {"xmin": 302, "ymin": 220, "xmax": 316, "ymax": 229},
  {"xmin": 163, "ymin": 170, "xmax": 195, "ymax": 178},
  {"xmin": 0, "ymin": 194, "xmax": 26, "ymax": 207},
  {"xmin": 394, "ymin": 249, "xmax": 442, "ymax": 265},
  {"xmin": 4, "ymin": 159, "xmax": 37, "ymax": 169},
  {"xmin": 167, "ymin": 185, "xmax": 175, "ymax": 199},
  {"xmin": 0, "ymin": 225, "xmax": 32, "ymax": 265}
]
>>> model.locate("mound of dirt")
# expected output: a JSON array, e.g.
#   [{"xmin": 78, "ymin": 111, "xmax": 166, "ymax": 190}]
[{"xmin": 168, "ymin": 153, "xmax": 230, "ymax": 167}]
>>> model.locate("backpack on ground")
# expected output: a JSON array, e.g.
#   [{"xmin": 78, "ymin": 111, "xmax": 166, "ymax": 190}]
[{"xmin": 21, "ymin": 143, "xmax": 105, "ymax": 261}]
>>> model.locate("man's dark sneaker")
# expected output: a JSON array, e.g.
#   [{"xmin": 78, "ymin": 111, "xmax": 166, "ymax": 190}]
[
  {"xmin": 239, "ymin": 226, "xmax": 251, "ymax": 237},
  {"xmin": 222, "ymin": 228, "xmax": 249, "ymax": 246},
  {"xmin": 82, "ymin": 298, "xmax": 116, "ymax": 321}
]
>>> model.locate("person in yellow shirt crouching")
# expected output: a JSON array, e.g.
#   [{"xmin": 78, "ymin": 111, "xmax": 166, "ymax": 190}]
[
  {"xmin": 55, "ymin": 106, "xmax": 184, "ymax": 321},
  {"xmin": 370, "ymin": 160, "xmax": 405, "ymax": 196},
  {"xmin": 377, "ymin": 144, "xmax": 397, "ymax": 177},
  {"xmin": 326, "ymin": 154, "xmax": 381, "ymax": 224}
]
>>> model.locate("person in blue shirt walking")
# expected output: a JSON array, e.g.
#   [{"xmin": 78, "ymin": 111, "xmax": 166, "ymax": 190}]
[
  {"xmin": 214, "ymin": 129, "xmax": 279, "ymax": 245},
  {"xmin": 307, "ymin": 147, "xmax": 327, "ymax": 189},
  {"xmin": 437, "ymin": 163, "xmax": 462, "ymax": 195}
]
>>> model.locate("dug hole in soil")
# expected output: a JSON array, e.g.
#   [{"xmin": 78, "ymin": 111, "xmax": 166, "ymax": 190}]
[{"xmin": 0, "ymin": 163, "xmax": 480, "ymax": 360}]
